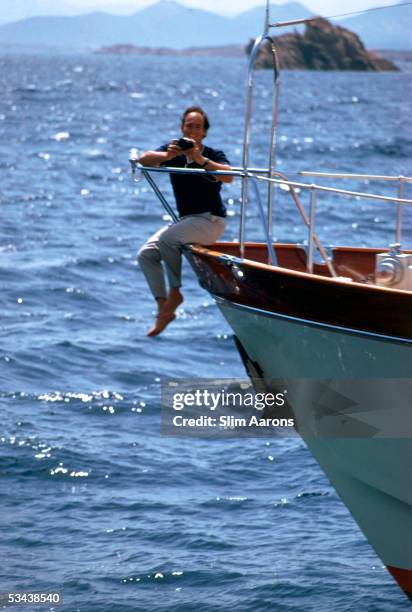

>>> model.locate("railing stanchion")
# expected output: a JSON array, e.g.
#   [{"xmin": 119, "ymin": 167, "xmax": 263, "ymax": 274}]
[
  {"xmin": 396, "ymin": 176, "xmax": 404, "ymax": 246},
  {"xmin": 250, "ymin": 177, "xmax": 277, "ymax": 266},
  {"xmin": 267, "ymin": 44, "xmax": 281, "ymax": 256},
  {"xmin": 308, "ymin": 186, "xmax": 317, "ymax": 273}
]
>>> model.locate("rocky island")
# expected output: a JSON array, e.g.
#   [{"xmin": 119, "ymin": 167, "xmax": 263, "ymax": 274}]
[
  {"xmin": 96, "ymin": 17, "xmax": 398, "ymax": 71},
  {"xmin": 247, "ymin": 17, "xmax": 398, "ymax": 71}
]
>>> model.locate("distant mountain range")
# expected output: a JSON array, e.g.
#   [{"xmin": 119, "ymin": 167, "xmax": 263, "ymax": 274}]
[
  {"xmin": 0, "ymin": 1, "xmax": 410, "ymax": 51},
  {"xmin": 0, "ymin": 0, "xmax": 150, "ymax": 24}
]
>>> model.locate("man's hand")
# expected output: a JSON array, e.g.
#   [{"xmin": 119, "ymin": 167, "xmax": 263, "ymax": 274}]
[
  {"xmin": 185, "ymin": 141, "xmax": 202, "ymax": 164},
  {"xmin": 165, "ymin": 141, "xmax": 182, "ymax": 160}
]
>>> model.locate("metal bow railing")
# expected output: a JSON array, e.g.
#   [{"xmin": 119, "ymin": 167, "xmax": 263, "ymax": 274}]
[{"xmin": 130, "ymin": 155, "xmax": 412, "ymax": 276}]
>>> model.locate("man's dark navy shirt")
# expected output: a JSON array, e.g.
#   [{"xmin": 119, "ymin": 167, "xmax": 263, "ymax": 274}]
[{"xmin": 156, "ymin": 143, "xmax": 230, "ymax": 218}]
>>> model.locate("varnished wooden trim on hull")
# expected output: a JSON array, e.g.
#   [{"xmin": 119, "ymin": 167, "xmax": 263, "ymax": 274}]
[{"xmin": 186, "ymin": 244, "xmax": 412, "ymax": 342}]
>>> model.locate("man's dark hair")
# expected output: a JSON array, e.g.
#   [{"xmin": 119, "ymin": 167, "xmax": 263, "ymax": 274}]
[{"xmin": 181, "ymin": 106, "xmax": 210, "ymax": 132}]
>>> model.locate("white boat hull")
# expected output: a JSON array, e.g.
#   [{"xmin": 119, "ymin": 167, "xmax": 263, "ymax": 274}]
[{"xmin": 217, "ymin": 297, "xmax": 412, "ymax": 595}]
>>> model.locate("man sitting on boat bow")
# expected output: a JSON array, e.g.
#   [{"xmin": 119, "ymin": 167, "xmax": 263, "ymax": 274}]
[{"xmin": 138, "ymin": 106, "xmax": 233, "ymax": 336}]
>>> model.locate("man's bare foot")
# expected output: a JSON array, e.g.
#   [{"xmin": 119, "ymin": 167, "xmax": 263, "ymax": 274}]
[
  {"xmin": 146, "ymin": 312, "xmax": 176, "ymax": 337},
  {"xmin": 163, "ymin": 289, "xmax": 184, "ymax": 315},
  {"xmin": 146, "ymin": 291, "xmax": 183, "ymax": 337},
  {"xmin": 155, "ymin": 297, "xmax": 167, "ymax": 314}
]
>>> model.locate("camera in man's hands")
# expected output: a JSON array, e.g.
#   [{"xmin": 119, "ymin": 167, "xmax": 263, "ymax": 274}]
[{"xmin": 176, "ymin": 137, "xmax": 195, "ymax": 150}]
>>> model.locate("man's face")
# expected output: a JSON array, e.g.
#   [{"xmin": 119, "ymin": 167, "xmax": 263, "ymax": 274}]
[{"xmin": 181, "ymin": 112, "xmax": 206, "ymax": 144}]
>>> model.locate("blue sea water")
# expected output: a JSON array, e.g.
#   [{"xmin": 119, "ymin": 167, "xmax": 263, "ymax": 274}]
[{"xmin": 0, "ymin": 54, "xmax": 411, "ymax": 612}]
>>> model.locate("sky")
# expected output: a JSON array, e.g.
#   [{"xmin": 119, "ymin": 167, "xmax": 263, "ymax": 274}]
[
  {"xmin": 0, "ymin": 0, "xmax": 402, "ymax": 23},
  {"xmin": 36, "ymin": 0, "xmax": 401, "ymax": 14}
]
